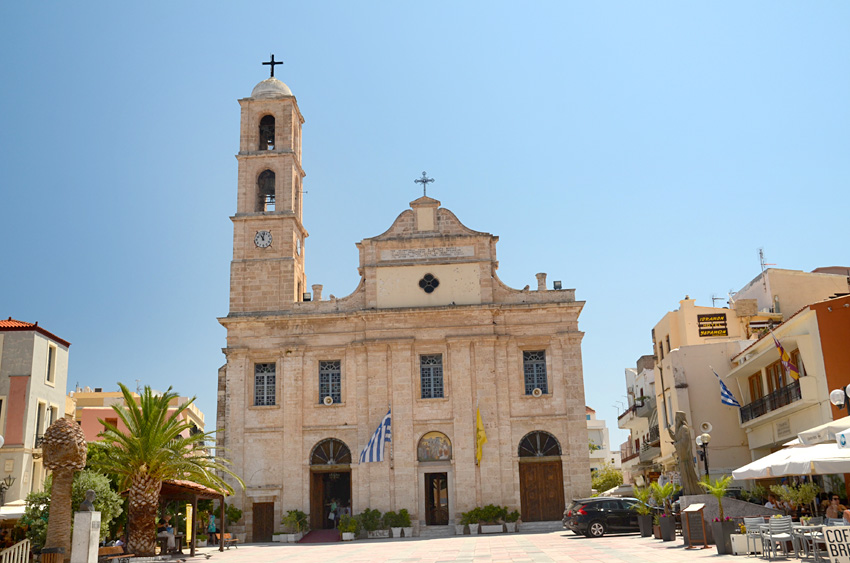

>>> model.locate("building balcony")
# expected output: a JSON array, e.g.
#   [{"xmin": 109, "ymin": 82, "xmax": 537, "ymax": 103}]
[
  {"xmin": 635, "ymin": 395, "xmax": 656, "ymax": 419},
  {"xmin": 740, "ymin": 380, "xmax": 803, "ymax": 424},
  {"xmin": 639, "ymin": 445, "xmax": 661, "ymax": 464},
  {"xmin": 617, "ymin": 404, "xmax": 637, "ymax": 427}
]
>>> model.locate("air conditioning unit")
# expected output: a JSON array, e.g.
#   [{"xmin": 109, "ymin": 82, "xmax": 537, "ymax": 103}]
[
  {"xmin": 531, "ymin": 388, "xmax": 543, "ymax": 398},
  {"xmin": 700, "ymin": 422, "xmax": 713, "ymax": 433},
  {"xmin": 323, "ymin": 396, "xmax": 334, "ymax": 406}
]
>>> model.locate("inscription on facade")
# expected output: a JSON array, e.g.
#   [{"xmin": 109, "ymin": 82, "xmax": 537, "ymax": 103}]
[
  {"xmin": 698, "ymin": 313, "xmax": 728, "ymax": 337},
  {"xmin": 381, "ymin": 246, "xmax": 475, "ymax": 261}
]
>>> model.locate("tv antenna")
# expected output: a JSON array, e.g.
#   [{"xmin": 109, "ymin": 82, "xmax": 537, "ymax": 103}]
[{"xmin": 711, "ymin": 294, "xmax": 724, "ymax": 307}]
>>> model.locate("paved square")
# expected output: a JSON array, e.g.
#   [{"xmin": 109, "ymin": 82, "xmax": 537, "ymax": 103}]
[{"xmin": 192, "ymin": 531, "xmax": 743, "ymax": 562}]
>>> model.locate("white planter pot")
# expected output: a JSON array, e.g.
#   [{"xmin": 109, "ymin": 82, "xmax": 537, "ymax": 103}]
[
  {"xmin": 342, "ymin": 532, "xmax": 355, "ymax": 541},
  {"xmin": 284, "ymin": 532, "xmax": 302, "ymax": 543},
  {"xmin": 391, "ymin": 527, "xmax": 403, "ymax": 538},
  {"xmin": 455, "ymin": 524, "xmax": 466, "ymax": 535},
  {"xmin": 368, "ymin": 530, "xmax": 390, "ymax": 539},
  {"xmin": 402, "ymin": 527, "xmax": 413, "ymax": 538},
  {"xmin": 505, "ymin": 522, "xmax": 517, "ymax": 533},
  {"xmin": 196, "ymin": 540, "xmax": 208, "ymax": 547},
  {"xmin": 730, "ymin": 533, "xmax": 761, "ymax": 555},
  {"xmin": 481, "ymin": 524, "xmax": 503, "ymax": 534},
  {"xmin": 469, "ymin": 523, "xmax": 480, "ymax": 535},
  {"xmin": 271, "ymin": 534, "xmax": 284, "ymax": 543}
]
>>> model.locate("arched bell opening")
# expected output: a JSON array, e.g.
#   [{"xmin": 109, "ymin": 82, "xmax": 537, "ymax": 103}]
[
  {"xmin": 259, "ymin": 115, "xmax": 275, "ymax": 150},
  {"xmin": 257, "ymin": 170, "xmax": 275, "ymax": 212}
]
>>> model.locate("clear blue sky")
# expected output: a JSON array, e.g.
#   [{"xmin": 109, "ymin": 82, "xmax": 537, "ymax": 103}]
[{"xmin": 2, "ymin": 3, "xmax": 848, "ymax": 450}]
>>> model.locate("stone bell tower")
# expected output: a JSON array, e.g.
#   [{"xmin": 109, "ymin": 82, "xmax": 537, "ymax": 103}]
[{"xmin": 229, "ymin": 59, "xmax": 308, "ymax": 313}]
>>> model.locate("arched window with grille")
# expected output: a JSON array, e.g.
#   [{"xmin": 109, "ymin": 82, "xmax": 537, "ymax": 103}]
[
  {"xmin": 518, "ymin": 430, "xmax": 561, "ymax": 457},
  {"xmin": 310, "ymin": 438, "xmax": 352, "ymax": 466}
]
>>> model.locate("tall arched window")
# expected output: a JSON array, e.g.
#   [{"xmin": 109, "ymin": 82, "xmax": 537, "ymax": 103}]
[
  {"xmin": 257, "ymin": 170, "xmax": 275, "ymax": 212},
  {"xmin": 518, "ymin": 431, "xmax": 561, "ymax": 457},
  {"xmin": 259, "ymin": 115, "xmax": 275, "ymax": 150}
]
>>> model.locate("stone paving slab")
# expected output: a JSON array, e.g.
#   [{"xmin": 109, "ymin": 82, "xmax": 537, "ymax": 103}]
[{"xmin": 179, "ymin": 531, "xmax": 745, "ymax": 563}]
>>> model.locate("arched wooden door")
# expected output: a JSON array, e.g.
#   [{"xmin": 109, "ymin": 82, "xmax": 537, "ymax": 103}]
[
  {"xmin": 309, "ymin": 438, "xmax": 352, "ymax": 530},
  {"xmin": 518, "ymin": 431, "xmax": 565, "ymax": 522}
]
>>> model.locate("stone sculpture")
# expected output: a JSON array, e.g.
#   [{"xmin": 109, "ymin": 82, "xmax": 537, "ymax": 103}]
[{"xmin": 668, "ymin": 411, "xmax": 702, "ymax": 495}]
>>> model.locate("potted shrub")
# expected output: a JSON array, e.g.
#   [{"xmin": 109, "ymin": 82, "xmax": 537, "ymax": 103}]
[
  {"xmin": 652, "ymin": 513, "xmax": 661, "ymax": 539},
  {"xmin": 632, "ymin": 486, "xmax": 654, "ymax": 537},
  {"xmin": 196, "ymin": 533, "xmax": 208, "ymax": 547},
  {"xmin": 650, "ymin": 481, "xmax": 680, "ymax": 542},
  {"xmin": 398, "ymin": 509, "xmax": 413, "ymax": 538},
  {"xmin": 383, "ymin": 510, "xmax": 403, "ymax": 538},
  {"xmin": 478, "ymin": 504, "xmax": 506, "ymax": 534},
  {"xmin": 701, "ymin": 475, "xmax": 736, "ymax": 554},
  {"xmin": 361, "ymin": 508, "xmax": 388, "ymax": 538},
  {"xmin": 339, "ymin": 513, "xmax": 360, "ymax": 541},
  {"xmin": 281, "ymin": 509, "xmax": 309, "ymax": 542},
  {"xmin": 505, "ymin": 510, "xmax": 520, "ymax": 533},
  {"xmin": 461, "ymin": 509, "xmax": 480, "ymax": 535}
]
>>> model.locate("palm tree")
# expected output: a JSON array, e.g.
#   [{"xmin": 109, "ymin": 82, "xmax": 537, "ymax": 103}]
[
  {"xmin": 95, "ymin": 383, "xmax": 243, "ymax": 556},
  {"xmin": 42, "ymin": 418, "xmax": 87, "ymax": 562}
]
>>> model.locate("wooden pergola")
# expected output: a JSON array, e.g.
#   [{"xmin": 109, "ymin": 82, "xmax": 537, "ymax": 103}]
[{"xmin": 159, "ymin": 479, "xmax": 228, "ymax": 556}]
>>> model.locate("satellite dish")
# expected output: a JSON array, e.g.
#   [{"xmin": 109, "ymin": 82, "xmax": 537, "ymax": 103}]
[
  {"xmin": 323, "ymin": 396, "xmax": 334, "ymax": 406},
  {"xmin": 532, "ymin": 388, "xmax": 543, "ymax": 398},
  {"xmin": 700, "ymin": 422, "xmax": 713, "ymax": 433}
]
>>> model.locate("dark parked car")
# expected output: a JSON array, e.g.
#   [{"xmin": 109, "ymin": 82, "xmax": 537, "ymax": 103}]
[{"xmin": 563, "ymin": 497, "xmax": 653, "ymax": 538}]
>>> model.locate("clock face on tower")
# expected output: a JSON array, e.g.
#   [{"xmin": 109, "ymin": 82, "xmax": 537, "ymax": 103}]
[{"xmin": 254, "ymin": 230, "xmax": 272, "ymax": 248}]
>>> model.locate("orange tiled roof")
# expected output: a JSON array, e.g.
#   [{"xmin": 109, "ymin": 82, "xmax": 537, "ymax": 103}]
[{"xmin": 0, "ymin": 317, "xmax": 71, "ymax": 347}]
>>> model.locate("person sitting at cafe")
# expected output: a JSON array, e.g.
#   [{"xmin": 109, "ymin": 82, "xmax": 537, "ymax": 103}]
[
  {"xmin": 826, "ymin": 495, "xmax": 846, "ymax": 519},
  {"xmin": 157, "ymin": 515, "xmax": 176, "ymax": 551}
]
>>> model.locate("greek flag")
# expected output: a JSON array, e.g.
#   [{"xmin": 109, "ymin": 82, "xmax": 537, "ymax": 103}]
[
  {"xmin": 713, "ymin": 370, "xmax": 741, "ymax": 408},
  {"xmin": 359, "ymin": 408, "xmax": 391, "ymax": 463}
]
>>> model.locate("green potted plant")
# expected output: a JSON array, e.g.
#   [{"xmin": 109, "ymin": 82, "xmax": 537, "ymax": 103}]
[
  {"xmin": 478, "ymin": 504, "xmax": 506, "ymax": 534},
  {"xmin": 280, "ymin": 509, "xmax": 309, "ymax": 542},
  {"xmin": 383, "ymin": 510, "xmax": 402, "ymax": 538},
  {"xmin": 505, "ymin": 510, "xmax": 521, "ymax": 533},
  {"xmin": 361, "ymin": 508, "xmax": 387, "ymax": 538},
  {"xmin": 650, "ymin": 481, "xmax": 680, "ymax": 541},
  {"xmin": 196, "ymin": 533, "xmax": 208, "ymax": 547},
  {"xmin": 460, "ymin": 508, "xmax": 481, "ymax": 535},
  {"xmin": 397, "ymin": 509, "xmax": 413, "ymax": 538},
  {"xmin": 701, "ymin": 475, "xmax": 736, "ymax": 554},
  {"xmin": 338, "ymin": 513, "xmax": 360, "ymax": 541},
  {"xmin": 632, "ymin": 486, "xmax": 654, "ymax": 537}
]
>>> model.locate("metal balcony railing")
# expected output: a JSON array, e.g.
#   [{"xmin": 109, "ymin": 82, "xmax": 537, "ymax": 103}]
[{"xmin": 740, "ymin": 380, "xmax": 801, "ymax": 423}]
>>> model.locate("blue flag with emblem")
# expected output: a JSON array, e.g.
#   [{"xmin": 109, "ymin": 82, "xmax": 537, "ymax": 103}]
[
  {"xmin": 359, "ymin": 408, "xmax": 391, "ymax": 463},
  {"xmin": 713, "ymin": 369, "xmax": 741, "ymax": 407}
]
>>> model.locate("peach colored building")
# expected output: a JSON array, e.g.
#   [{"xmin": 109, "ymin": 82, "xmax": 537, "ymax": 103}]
[{"xmin": 71, "ymin": 387, "xmax": 205, "ymax": 442}]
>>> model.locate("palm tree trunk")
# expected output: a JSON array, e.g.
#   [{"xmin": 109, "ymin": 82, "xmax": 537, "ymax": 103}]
[
  {"xmin": 44, "ymin": 468, "xmax": 74, "ymax": 562},
  {"xmin": 127, "ymin": 473, "xmax": 162, "ymax": 557}
]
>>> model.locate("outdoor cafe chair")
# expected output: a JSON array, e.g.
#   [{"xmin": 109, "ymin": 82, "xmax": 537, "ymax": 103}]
[
  {"xmin": 761, "ymin": 516, "xmax": 797, "ymax": 560},
  {"xmin": 744, "ymin": 517, "xmax": 767, "ymax": 556}
]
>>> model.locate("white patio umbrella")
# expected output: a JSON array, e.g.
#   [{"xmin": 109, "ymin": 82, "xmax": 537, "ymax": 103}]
[
  {"xmin": 797, "ymin": 416, "xmax": 850, "ymax": 445},
  {"xmin": 773, "ymin": 442, "xmax": 850, "ymax": 476},
  {"xmin": 835, "ymin": 427, "xmax": 850, "ymax": 449},
  {"xmin": 732, "ymin": 447, "xmax": 802, "ymax": 480}
]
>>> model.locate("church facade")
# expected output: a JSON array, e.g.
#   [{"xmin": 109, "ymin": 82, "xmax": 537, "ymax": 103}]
[{"xmin": 217, "ymin": 73, "xmax": 590, "ymax": 541}]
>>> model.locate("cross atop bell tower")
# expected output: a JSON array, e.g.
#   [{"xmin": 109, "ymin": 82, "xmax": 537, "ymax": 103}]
[{"xmin": 229, "ymin": 64, "xmax": 309, "ymax": 313}]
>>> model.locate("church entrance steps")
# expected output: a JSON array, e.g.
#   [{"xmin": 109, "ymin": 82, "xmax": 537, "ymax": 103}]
[{"xmin": 298, "ymin": 529, "xmax": 341, "ymax": 543}]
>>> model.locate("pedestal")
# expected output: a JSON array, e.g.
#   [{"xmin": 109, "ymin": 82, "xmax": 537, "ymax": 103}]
[{"xmin": 70, "ymin": 511, "xmax": 101, "ymax": 563}]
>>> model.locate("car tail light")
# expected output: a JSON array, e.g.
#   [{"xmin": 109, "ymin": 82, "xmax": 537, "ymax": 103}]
[
  {"xmin": 566, "ymin": 510, "xmax": 572, "ymax": 517},
  {"xmin": 577, "ymin": 505, "xmax": 588, "ymax": 516}
]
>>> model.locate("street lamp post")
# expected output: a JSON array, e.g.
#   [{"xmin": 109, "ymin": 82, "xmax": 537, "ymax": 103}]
[
  {"xmin": 0, "ymin": 475, "xmax": 15, "ymax": 507},
  {"xmin": 696, "ymin": 433, "xmax": 711, "ymax": 478},
  {"xmin": 829, "ymin": 385, "xmax": 850, "ymax": 416}
]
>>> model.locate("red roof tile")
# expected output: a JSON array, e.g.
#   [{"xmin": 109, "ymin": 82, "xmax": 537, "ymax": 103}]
[{"xmin": 0, "ymin": 317, "xmax": 71, "ymax": 347}]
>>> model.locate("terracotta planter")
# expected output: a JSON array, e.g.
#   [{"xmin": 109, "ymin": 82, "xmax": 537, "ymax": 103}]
[
  {"xmin": 653, "ymin": 524, "xmax": 661, "ymax": 539},
  {"xmin": 637, "ymin": 515, "xmax": 653, "ymax": 537},
  {"xmin": 659, "ymin": 517, "xmax": 676, "ymax": 541}
]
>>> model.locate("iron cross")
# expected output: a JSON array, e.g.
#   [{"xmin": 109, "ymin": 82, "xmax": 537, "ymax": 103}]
[
  {"xmin": 262, "ymin": 54, "xmax": 283, "ymax": 78},
  {"xmin": 414, "ymin": 171, "xmax": 435, "ymax": 197}
]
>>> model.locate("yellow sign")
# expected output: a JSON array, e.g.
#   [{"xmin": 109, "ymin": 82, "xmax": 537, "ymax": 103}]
[{"xmin": 186, "ymin": 504, "xmax": 193, "ymax": 543}]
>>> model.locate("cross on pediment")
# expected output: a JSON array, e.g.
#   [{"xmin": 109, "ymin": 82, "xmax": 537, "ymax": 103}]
[
  {"xmin": 262, "ymin": 54, "xmax": 283, "ymax": 78},
  {"xmin": 414, "ymin": 171, "xmax": 434, "ymax": 197}
]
